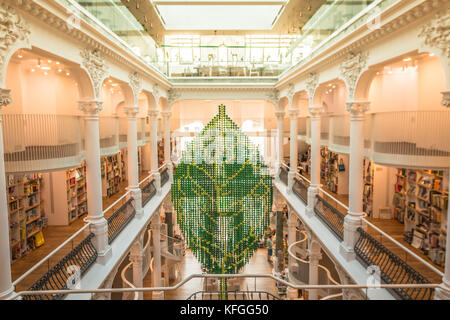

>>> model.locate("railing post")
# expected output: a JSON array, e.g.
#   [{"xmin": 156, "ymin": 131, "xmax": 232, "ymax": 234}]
[
  {"xmin": 79, "ymin": 100, "xmax": 112, "ymax": 264},
  {"xmin": 435, "ymin": 168, "xmax": 450, "ymax": 300},
  {"xmin": 149, "ymin": 110, "xmax": 161, "ymax": 194},
  {"xmin": 161, "ymin": 111, "xmax": 173, "ymax": 183},
  {"xmin": 308, "ymin": 239, "xmax": 322, "ymax": 300},
  {"xmin": 0, "ymin": 89, "xmax": 16, "ymax": 300},
  {"xmin": 287, "ymin": 106, "xmax": 299, "ymax": 194},
  {"xmin": 152, "ymin": 211, "xmax": 164, "ymax": 300},
  {"xmin": 340, "ymin": 101, "xmax": 370, "ymax": 261},
  {"xmin": 306, "ymin": 106, "xmax": 323, "ymax": 217},
  {"xmin": 275, "ymin": 111, "xmax": 285, "ymax": 179}
]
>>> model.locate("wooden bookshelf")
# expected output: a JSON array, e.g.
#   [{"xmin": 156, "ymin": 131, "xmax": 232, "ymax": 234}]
[
  {"xmin": 319, "ymin": 147, "xmax": 349, "ymax": 195},
  {"xmin": 66, "ymin": 163, "xmax": 88, "ymax": 224},
  {"xmin": 394, "ymin": 168, "xmax": 448, "ymax": 267},
  {"xmin": 363, "ymin": 158, "xmax": 374, "ymax": 217},
  {"xmin": 102, "ymin": 153, "xmax": 123, "ymax": 198},
  {"xmin": 6, "ymin": 173, "xmax": 45, "ymax": 262}
]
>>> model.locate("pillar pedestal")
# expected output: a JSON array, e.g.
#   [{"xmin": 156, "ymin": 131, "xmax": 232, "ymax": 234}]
[
  {"xmin": 306, "ymin": 185, "xmax": 320, "ymax": 217},
  {"xmin": 128, "ymin": 187, "xmax": 143, "ymax": 218},
  {"xmin": 87, "ymin": 218, "xmax": 112, "ymax": 264}
]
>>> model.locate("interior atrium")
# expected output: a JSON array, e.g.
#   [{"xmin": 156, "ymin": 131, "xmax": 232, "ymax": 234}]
[{"xmin": 0, "ymin": 0, "xmax": 450, "ymax": 303}]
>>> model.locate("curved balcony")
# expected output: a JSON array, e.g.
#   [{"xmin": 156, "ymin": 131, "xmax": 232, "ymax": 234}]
[
  {"xmin": 119, "ymin": 117, "xmax": 128, "ymax": 149},
  {"xmin": 328, "ymin": 114, "xmax": 350, "ymax": 154},
  {"xmin": 320, "ymin": 116, "xmax": 330, "ymax": 147},
  {"xmin": 288, "ymin": 231, "xmax": 342, "ymax": 299},
  {"xmin": 2, "ymin": 114, "xmax": 85, "ymax": 173}
]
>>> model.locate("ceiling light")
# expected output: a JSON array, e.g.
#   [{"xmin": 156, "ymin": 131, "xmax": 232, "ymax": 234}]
[
  {"xmin": 44, "ymin": 71, "xmax": 48, "ymax": 76},
  {"xmin": 111, "ymin": 83, "xmax": 119, "ymax": 87},
  {"xmin": 17, "ymin": 54, "xmax": 23, "ymax": 58},
  {"xmin": 108, "ymin": 79, "xmax": 113, "ymax": 83},
  {"xmin": 332, "ymin": 85, "xmax": 336, "ymax": 89},
  {"xmin": 41, "ymin": 66, "xmax": 51, "ymax": 70},
  {"xmin": 376, "ymin": 72, "xmax": 380, "ymax": 75},
  {"xmin": 58, "ymin": 69, "xmax": 62, "ymax": 73},
  {"xmin": 429, "ymin": 53, "xmax": 435, "ymax": 57},
  {"xmin": 56, "ymin": 61, "xmax": 60, "ymax": 65},
  {"xmin": 31, "ymin": 68, "xmax": 35, "ymax": 72},
  {"xmin": 328, "ymin": 84, "xmax": 332, "ymax": 87},
  {"xmin": 403, "ymin": 57, "xmax": 412, "ymax": 62},
  {"xmin": 47, "ymin": 59, "xmax": 52, "ymax": 63},
  {"xmin": 66, "ymin": 72, "xmax": 70, "ymax": 76}
]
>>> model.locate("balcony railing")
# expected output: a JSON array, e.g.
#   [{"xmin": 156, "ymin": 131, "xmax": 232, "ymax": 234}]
[
  {"xmin": 160, "ymin": 168, "xmax": 169, "ymax": 187},
  {"xmin": 141, "ymin": 179, "xmax": 157, "ymax": 207},
  {"xmin": 354, "ymin": 227, "xmax": 434, "ymax": 300},
  {"xmin": 292, "ymin": 176, "xmax": 309, "ymax": 205},
  {"xmin": 187, "ymin": 290, "xmax": 280, "ymax": 300},
  {"xmin": 1, "ymin": 114, "xmax": 84, "ymax": 172},
  {"xmin": 313, "ymin": 195, "xmax": 345, "ymax": 241},
  {"xmin": 23, "ymin": 233, "xmax": 97, "ymax": 300},
  {"xmin": 279, "ymin": 165, "xmax": 288, "ymax": 185},
  {"xmin": 107, "ymin": 198, "xmax": 136, "ymax": 244},
  {"xmin": 329, "ymin": 114, "xmax": 350, "ymax": 153}
]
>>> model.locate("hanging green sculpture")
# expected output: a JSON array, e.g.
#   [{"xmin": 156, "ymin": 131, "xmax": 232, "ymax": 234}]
[{"xmin": 171, "ymin": 105, "xmax": 273, "ymax": 296}]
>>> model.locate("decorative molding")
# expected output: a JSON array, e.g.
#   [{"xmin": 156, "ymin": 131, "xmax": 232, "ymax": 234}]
[
  {"xmin": 305, "ymin": 72, "xmax": 319, "ymax": 101},
  {"xmin": 167, "ymin": 89, "xmax": 181, "ymax": 107},
  {"xmin": 265, "ymin": 89, "xmax": 280, "ymax": 107},
  {"xmin": 148, "ymin": 110, "xmax": 159, "ymax": 118},
  {"xmin": 418, "ymin": 10, "xmax": 450, "ymax": 60},
  {"xmin": 441, "ymin": 91, "xmax": 450, "ymax": 107},
  {"xmin": 0, "ymin": 2, "xmax": 30, "ymax": 84},
  {"xmin": 339, "ymin": 52, "xmax": 369, "ymax": 99},
  {"xmin": 161, "ymin": 111, "xmax": 171, "ymax": 119},
  {"xmin": 274, "ymin": 110, "xmax": 285, "ymax": 119},
  {"xmin": 78, "ymin": 100, "xmax": 103, "ymax": 116},
  {"xmin": 152, "ymin": 84, "xmax": 161, "ymax": 103},
  {"xmin": 289, "ymin": 108, "xmax": 299, "ymax": 118},
  {"xmin": 129, "ymin": 71, "xmax": 142, "ymax": 103},
  {"xmin": 308, "ymin": 105, "xmax": 324, "ymax": 118},
  {"xmin": 80, "ymin": 48, "xmax": 109, "ymax": 99},
  {"xmin": 287, "ymin": 83, "xmax": 295, "ymax": 106},
  {"xmin": 0, "ymin": 88, "xmax": 12, "ymax": 107},
  {"xmin": 346, "ymin": 101, "xmax": 370, "ymax": 117}
]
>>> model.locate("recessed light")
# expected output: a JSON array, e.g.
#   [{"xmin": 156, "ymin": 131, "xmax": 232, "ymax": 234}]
[
  {"xmin": 66, "ymin": 72, "xmax": 70, "ymax": 76},
  {"xmin": 429, "ymin": 53, "xmax": 435, "ymax": 57},
  {"xmin": 18, "ymin": 54, "xmax": 23, "ymax": 58},
  {"xmin": 44, "ymin": 71, "xmax": 48, "ymax": 76},
  {"xmin": 111, "ymin": 83, "xmax": 119, "ymax": 87},
  {"xmin": 58, "ymin": 69, "xmax": 62, "ymax": 73},
  {"xmin": 47, "ymin": 60, "xmax": 52, "ymax": 63},
  {"xmin": 41, "ymin": 66, "xmax": 51, "ymax": 70},
  {"xmin": 403, "ymin": 57, "xmax": 412, "ymax": 62},
  {"xmin": 31, "ymin": 69, "xmax": 35, "ymax": 72},
  {"xmin": 56, "ymin": 61, "xmax": 60, "ymax": 65},
  {"xmin": 108, "ymin": 79, "xmax": 113, "ymax": 83}
]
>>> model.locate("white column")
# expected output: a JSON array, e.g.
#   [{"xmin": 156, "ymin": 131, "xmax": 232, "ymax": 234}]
[
  {"xmin": 0, "ymin": 89, "xmax": 15, "ymax": 299},
  {"xmin": 149, "ymin": 110, "xmax": 161, "ymax": 194},
  {"xmin": 79, "ymin": 100, "xmax": 111, "ymax": 263},
  {"xmin": 288, "ymin": 108, "xmax": 299, "ymax": 193},
  {"xmin": 125, "ymin": 106, "xmax": 143, "ymax": 217},
  {"xmin": 286, "ymin": 204, "xmax": 298, "ymax": 300},
  {"xmin": 275, "ymin": 111, "xmax": 285, "ymax": 174},
  {"xmin": 152, "ymin": 212, "xmax": 164, "ymax": 299},
  {"xmin": 130, "ymin": 240, "xmax": 144, "ymax": 300},
  {"xmin": 161, "ymin": 111, "xmax": 173, "ymax": 182},
  {"xmin": 435, "ymin": 169, "xmax": 450, "ymax": 300},
  {"xmin": 340, "ymin": 102, "xmax": 369, "ymax": 261},
  {"xmin": 308, "ymin": 240, "xmax": 322, "ymax": 300},
  {"xmin": 306, "ymin": 106, "xmax": 323, "ymax": 217}
]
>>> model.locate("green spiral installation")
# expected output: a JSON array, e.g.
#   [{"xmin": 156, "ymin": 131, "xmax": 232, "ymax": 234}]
[{"xmin": 171, "ymin": 104, "xmax": 273, "ymax": 299}]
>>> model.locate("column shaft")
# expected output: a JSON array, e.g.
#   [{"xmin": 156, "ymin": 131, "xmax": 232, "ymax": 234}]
[{"xmin": 127, "ymin": 113, "xmax": 139, "ymax": 188}]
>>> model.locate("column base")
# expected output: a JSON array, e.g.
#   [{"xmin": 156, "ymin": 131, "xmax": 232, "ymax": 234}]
[
  {"xmin": 287, "ymin": 171, "xmax": 296, "ymax": 194},
  {"xmin": 167, "ymin": 162, "xmax": 174, "ymax": 183},
  {"xmin": 286, "ymin": 286, "xmax": 298, "ymax": 300},
  {"xmin": 306, "ymin": 185, "xmax": 320, "ymax": 217},
  {"xmin": 86, "ymin": 217, "xmax": 112, "ymax": 264},
  {"xmin": 127, "ymin": 187, "xmax": 143, "ymax": 218},
  {"xmin": 434, "ymin": 280, "xmax": 450, "ymax": 300},
  {"xmin": 339, "ymin": 213, "xmax": 363, "ymax": 262},
  {"xmin": 152, "ymin": 291, "xmax": 165, "ymax": 300},
  {"xmin": 153, "ymin": 172, "xmax": 161, "ymax": 195},
  {"xmin": 0, "ymin": 286, "xmax": 16, "ymax": 300},
  {"xmin": 339, "ymin": 242, "xmax": 356, "ymax": 262}
]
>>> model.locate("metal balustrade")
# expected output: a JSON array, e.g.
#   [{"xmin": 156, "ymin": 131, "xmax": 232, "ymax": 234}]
[
  {"xmin": 279, "ymin": 166, "xmax": 288, "ymax": 185},
  {"xmin": 292, "ymin": 177, "xmax": 309, "ymax": 204},
  {"xmin": 354, "ymin": 227, "xmax": 434, "ymax": 300},
  {"xmin": 141, "ymin": 179, "xmax": 157, "ymax": 207},
  {"xmin": 160, "ymin": 168, "xmax": 169, "ymax": 186},
  {"xmin": 23, "ymin": 233, "xmax": 98, "ymax": 300},
  {"xmin": 1, "ymin": 114, "xmax": 84, "ymax": 172},
  {"xmin": 187, "ymin": 290, "xmax": 280, "ymax": 300},
  {"xmin": 313, "ymin": 195, "xmax": 345, "ymax": 241},
  {"xmin": 107, "ymin": 198, "xmax": 136, "ymax": 244}
]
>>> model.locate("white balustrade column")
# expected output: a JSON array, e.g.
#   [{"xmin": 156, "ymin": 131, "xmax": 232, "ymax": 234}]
[
  {"xmin": 79, "ymin": 101, "xmax": 111, "ymax": 263},
  {"xmin": 340, "ymin": 102, "xmax": 369, "ymax": 261},
  {"xmin": 275, "ymin": 111, "xmax": 285, "ymax": 175},
  {"xmin": 435, "ymin": 169, "xmax": 450, "ymax": 300},
  {"xmin": 161, "ymin": 111, "xmax": 173, "ymax": 182},
  {"xmin": 288, "ymin": 108, "xmax": 299, "ymax": 193},
  {"xmin": 152, "ymin": 212, "xmax": 164, "ymax": 300},
  {"xmin": 125, "ymin": 106, "xmax": 143, "ymax": 217},
  {"xmin": 0, "ymin": 89, "xmax": 15, "ymax": 299},
  {"xmin": 308, "ymin": 240, "xmax": 322, "ymax": 300},
  {"xmin": 130, "ymin": 240, "xmax": 144, "ymax": 300},
  {"xmin": 149, "ymin": 110, "xmax": 161, "ymax": 194},
  {"xmin": 306, "ymin": 107, "xmax": 322, "ymax": 216}
]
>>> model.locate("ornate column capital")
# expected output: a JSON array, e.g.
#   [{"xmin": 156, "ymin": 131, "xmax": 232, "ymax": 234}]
[
  {"xmin": 124, "ymin": 105, "xmax": 139, "ymax": 118},
  {"xmin": 161, "ymin": 111, "xmax": 172, "ymax": 119},
  {"xmin": 441, "ymin": 91, "xmax": 450, "ymax": 108},
  {"xmin": 152, "ymin": 84, "xmax": 161, "ymax": 103},
  {"xmin": 346, "ymin": 101, "xmax": 370, "ymax": 118},
  {"xmin": 287, "ymin": 83, "xmax": 295, "ymax": 106},
  {"xmin": 419, "ymin": 11, "xmax": 450, "ymax": 60},
  {"xmin": 275, "ymin": 111, "xmax": 285, "ymax": 120},
  {"xmin": 0, "ymin": 88, "xmax": 12, "ymax": 108},
  {"xmin": 288, "ymin": 108, "xmax": 299, "ymax": 118},
  {"xmin": 78, "ymin": 100, "xmax": 103, "ymax": 116},
  {"xmin": 308, "ymin": 106, "xmax": 324, "ymax": 118},
  {"xmin": 168, "ymin": 89, "xmax": 181, "ymax": 108},
  {"xmin": 339, "ymin": 52, "xmax": 369, "ymax": 100},
  {"xmin": 148, "ymin": 110, "xmax": 159, "ymax": 118},
  {"xmin": 80, "ymin": 48, "xmax": 109, "ymax": 99}
]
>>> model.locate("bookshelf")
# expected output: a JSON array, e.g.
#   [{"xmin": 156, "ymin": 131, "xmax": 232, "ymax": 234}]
[
  {"xmin": 102, "ymin": 153, "xmax": 123, "ymax": 198},
  {"xmin": 319, "ymin": 147, "xmax": 349, "ymax": 195},
  {"xmin": 6, "ymin": 173, "xmax": 45, "ymax": 262},
  {"xmin": 66, "ymin": 164, "xmax": 88, "ymax": 224},
  {"xmin": 395, "ymin": 168, "xmax": 448, "ymax": 267},
  {"xmin": 363, "ymin": 158, "xmax": 374, "ymax": 217},
  {"xmin": 158, "ymin": 140, "xmax": 165, "ymax": 167},
  {"xmin": 299, "ymin": 145, "xmax": 310, "ymax": 176}
]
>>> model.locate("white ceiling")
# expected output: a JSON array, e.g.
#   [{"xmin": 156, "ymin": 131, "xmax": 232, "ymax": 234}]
[{"xmin": 154, "ymin": 0, "xmax": 287, "ymax": 30}]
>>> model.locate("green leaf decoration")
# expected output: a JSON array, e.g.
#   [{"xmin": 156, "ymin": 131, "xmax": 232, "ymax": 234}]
[{"xmin": 172, "ymin": 104, "xmax": 273, "ymax": 277}]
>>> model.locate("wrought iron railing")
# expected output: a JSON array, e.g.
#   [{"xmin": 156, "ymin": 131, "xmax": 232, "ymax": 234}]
[
  {"xmin": 160, "ymin": 168, "xmax": 169, "ymax": 186},
  {"xmin": 313, "ymin": 195, "xmax": 345, "ymax": 241},
  {"xmin": 279, "ymin": 166, "xmax": 288, "ymax": 185},
  {"xmin": 354, "ymin": 227, "xmax": 434, "ymax": 300},
  {"xmin": 23, "ymin": 233, "xmax": 98, "ymax": 300},
  {"xmin": 187, "ymin": 290, "xmax": 280, "ymax": 300},
  {"xmin": 107, "ymin": 198, "xmax": 136, "ymax": 244},
  {"xmin": 292, "ymin": 177, "xmax": 308, "ymax": 204},
  {"xmin": 141, "ymin": 179, "xmax": 157, "ymax": 207}
]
